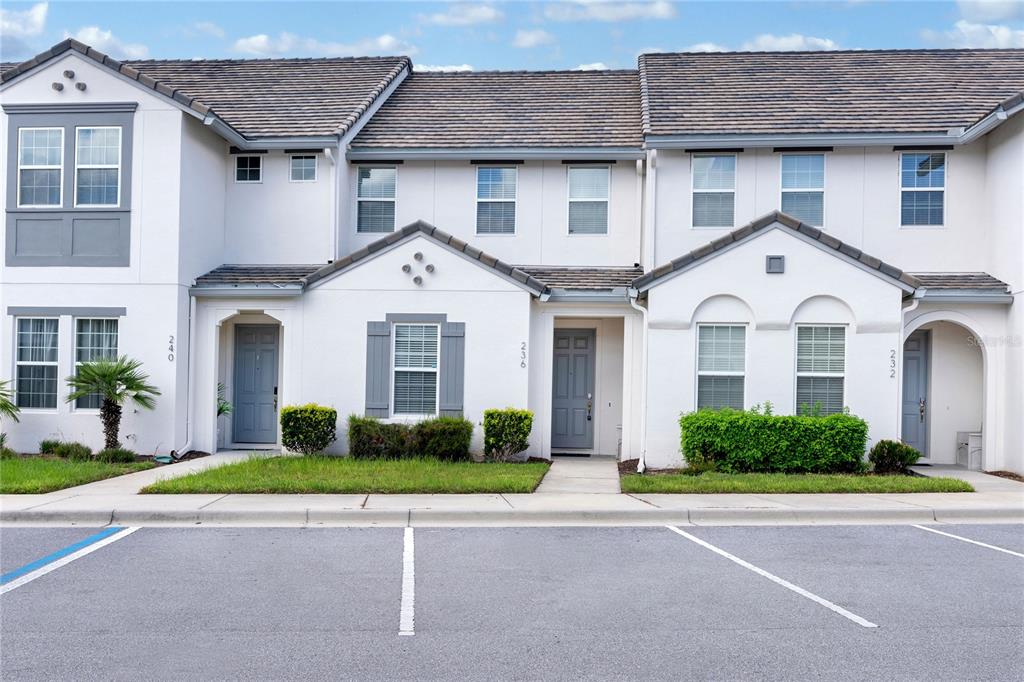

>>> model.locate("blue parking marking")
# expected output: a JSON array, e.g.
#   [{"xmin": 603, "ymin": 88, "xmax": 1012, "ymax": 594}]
[{"xmin": 0, "ymin": 527, "xmax": 126, "ymax": 586}]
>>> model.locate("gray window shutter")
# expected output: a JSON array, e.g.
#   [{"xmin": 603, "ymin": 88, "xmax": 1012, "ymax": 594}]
[
  {"xmin": 365, "ymin": 321, "xmax": 391, "ymax": 417},
  {"xmin": 439, "ymin": 322, "xmax": 465, "ymax": 417}
]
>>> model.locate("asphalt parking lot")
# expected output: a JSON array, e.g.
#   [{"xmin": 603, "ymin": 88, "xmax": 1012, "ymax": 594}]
[{"xmin": 1, "ymin": 524, "xmax": 1022, "ymax": 681}]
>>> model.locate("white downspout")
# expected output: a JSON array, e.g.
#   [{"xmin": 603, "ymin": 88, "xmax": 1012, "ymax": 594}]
[
  {"xmin": 628, "ymin": 288, "xmax": 649, "ymax": 473},
  {"xmin": 325, "ymin": 146, "xmax": 339, "ymax": 259},
  {"xmin": 174, "ymin": 294, "xmax": 197, "ymax": 456}
]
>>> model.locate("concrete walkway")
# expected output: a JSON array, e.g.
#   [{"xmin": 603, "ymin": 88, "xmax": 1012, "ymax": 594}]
[
  {"xmin": 911, "ymin": 464, "xmax": 1024, "ymax": 493},
  {"xmin": 535, "ymin": 456, "xmax": 621, "ymax": 494}
]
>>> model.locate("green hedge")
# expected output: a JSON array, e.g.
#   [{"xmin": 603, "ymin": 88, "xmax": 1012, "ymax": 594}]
[
  {"xmin": 348, "ymin": 415, "xmax": 474, "ymax": 460},
  {"xmin": 280, "ymin": 404, "xmax": 338, "ymax": 455},
  {"xmin": 680, "ymin": 409, "xmax": 868, "ymax": 474},
  {"xmin": 54, "ymin": 442, "xmax": 93, "ymax": 461},
  {"xmin": 483, "ymin": 408, "xmax": 534, "ymax": 462},
  {"xmin": 869, "ymin": 439, "xmax": 921, "ymax": 474}
]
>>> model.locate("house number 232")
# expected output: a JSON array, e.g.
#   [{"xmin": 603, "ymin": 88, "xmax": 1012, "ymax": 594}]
[
  {"xmin": 520, "ymin": 342, "xmax": 527, "ymax": 368},
  {"xmin": 889, "ymin": 349, "xmax": 896, "ymax": 378},
  {"xmin": 168, "ymin": 335, "xmax": 175, "ymax": 362}
]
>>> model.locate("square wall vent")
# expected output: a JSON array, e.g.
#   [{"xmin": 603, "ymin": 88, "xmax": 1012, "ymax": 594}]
[{"xmin": 766, "ymin": 255, "xmax": 785, "ymax": 274}]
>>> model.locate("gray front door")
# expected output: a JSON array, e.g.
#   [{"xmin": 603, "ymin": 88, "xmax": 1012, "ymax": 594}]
[
  {"xmin": 551, "ymin": 329, "xmax": 595, "ymax": 450},
  {"xmin": 902, "ymin": 330, "xmax": 929, "ymax": 456},
  {"xmin": 233, "ymin": 325, "xmax": 279, "ymax": 444}
]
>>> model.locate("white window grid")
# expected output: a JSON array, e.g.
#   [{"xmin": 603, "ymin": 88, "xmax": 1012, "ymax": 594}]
[
  {"xmin": 74, "ymin": 126, "xmax": 122, "ymax": 207},
  {"xmin": 235, "ymin": 156, "xmax": 262, "ymax": 183},
  {"xmin": 17, "ymin": 127, "xmax": 64, "ymax": 209},
  {"xmin": 391, "ymin": 323, "xmax": 440, "ymax": 418},
  {"xmin": 14, "ymin": 317, "xmax": 60, "ymax": 411},
  {"xmin": 780, "ymin": 153, "xmax": 825, "ymax": 228},
  {"xmin": 475, "ymin": 166, "xmax": 517, "ymax": 235},
  {"xmin": 899, "ymin": 151, "xmax": 945, "ymax": 227},
  {"xmin": 290, "ymin": 155, "xmax": 318, "ymax": 182},
  {"xmin": 356, "ymin": 165, "xmax": 398, "ymax": 233},
  {"xmin": 566, "ymin": 165, "xmax": 610, "ymax": 235},
  {"xmin": 73, "ymin": 318, "xmax": 119, "ymax": 410},
  {"xmin": 691, "ymin": 153, "xmax": 736, "ymax": 229}
]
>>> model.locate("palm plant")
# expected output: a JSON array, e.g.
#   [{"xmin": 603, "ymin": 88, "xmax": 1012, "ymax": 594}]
[
  {"xmin": 0, "ymin": 380, "xmax": 19, "ymax": 453},
  {"xmin": 65, "ymin": 356, "xmax": 160, "ymax": 450}
]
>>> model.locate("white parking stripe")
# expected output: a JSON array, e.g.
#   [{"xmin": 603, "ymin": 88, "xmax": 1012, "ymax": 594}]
[
  {"xmin": 665, "ymin": 525, "xmax": 878, "ymax": 629},
  {"xmin": 0, "ymin": 527, "xmax": 140, "ymax": 595},
  {"xmin": 912, "ymin": 525, "xmax": 1024, "ymax": 558},
  {"xmin": 399, "ymin": 527, "xmax": 415, "ymax": 636}
]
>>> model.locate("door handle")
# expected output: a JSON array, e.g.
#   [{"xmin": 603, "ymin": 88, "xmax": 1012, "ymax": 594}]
[
  {"xmin": 586, "ymin": 399, "xmax": 593, "ymax": 421},
  {"xmin": 919, "ymin": 398, "xmax": 926, "ymax": 422},
  {"xmin": 274, "ymin": 385, "xmax": 278, "ymax": 410}
]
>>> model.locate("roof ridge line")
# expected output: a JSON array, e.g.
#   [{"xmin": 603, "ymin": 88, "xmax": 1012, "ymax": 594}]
[{"xmin": 333, "ymin": 56, "xmax": 412, "ymax": 137}]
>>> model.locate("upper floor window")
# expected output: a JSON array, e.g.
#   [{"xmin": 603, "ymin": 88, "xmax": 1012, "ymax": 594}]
[
  {"xmin": 696, "ymin": 324, "xmax": 746, "ymax": 410},
  {"xmin": 392, "ymin": 323, "xmax": 439, "ymax": 416},
  {"xmin": 567, "ymin": 166, "xmax": 609, "ymax": 234},
  {"xmin": 357, "ymin": 166, "xmax": 397, "ymax": 233},
  {"xmin": 74, "ymin": 318, "xmax": 119, "ymax": 409},
  {"xmin": 900, "ymin": 152, "xmax": 944, "ymax": 227},
  {"xmin": 235, "ymin": 156, "xmax": 262, "ymax": 183},
  {"xmin": 290, "ymin": 155, "xmax": 317, "ymax": 182},
  {"xmin": 476, "ymin": 166, "xmax": 517, "ymax": 235},
  {"xmin": 796, "ymin": 325, "xmax": 845, "ymax": 415},
  {"xmin": 15, "ymin": 318, "xmax": 59, "ymax": 409},
  {"xmin": 75, "ymin": 127, "xmax": 122, "ymax": 207},
  {"xmin": 692, "ymin": 154, "xmax": 735, "ymax": 228},
  {"xmin": 17, "ymin": 127, "xmax": 63, "ymax": 208},
  {"xmin": 781, "ymin": 153, "xmax": 824, "ymax": 227}
]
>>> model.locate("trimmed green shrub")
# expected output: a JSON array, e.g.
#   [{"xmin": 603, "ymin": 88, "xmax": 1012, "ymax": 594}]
[
  {"xmin": 869, "ymin": 439, "xmax": 921, "ymax": 474},
  {"xmin": 54, "ymin": 442, "xmax": 93, "ymax": 461},
  {"xmin": 483, "ymin": 408, "xmax": 534, "ymax": 462},
  {"xmin": 680, "ymin": 408, "xmax": 868, "ymax": 474},
  {"xmin": 280, "ymin": 404, "xmax": 338, "ymax": 455},
  {"xmin": 39, "ymin": 439, "xmax": 62, "ymax": 455},
  {"xmin": 97, "ymin": 447, "xmax": 138, "ymax": 463},
  {"xmin": 348, "ymin": 415, "xmax": 413, "ymax": 459},
  {"xmin": 412, "ymin": 416, "xmax": 474, "ymax": 461}
]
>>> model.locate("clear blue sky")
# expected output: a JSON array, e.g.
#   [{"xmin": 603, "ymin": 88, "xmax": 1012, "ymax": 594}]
[{"xmin": 2, "ymin": 1, "xmax": 1022, "ymax": 70}]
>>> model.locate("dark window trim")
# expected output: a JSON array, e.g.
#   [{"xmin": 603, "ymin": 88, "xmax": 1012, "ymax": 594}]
[
  {"xmin": 773, "ymin": 147, "xmax": 834, "ymax": 153},
  {"xmin": 284, "ymin": 149, "xmax": 322, "ymax": 155},
  {"xmin": 229, "ymin": 147, "xmax": 268, "ymax": 154},
  {"xmin": 350, "ymin": 159, "xmax": 404, "ymax": 165},
  {"xmin": 561, "ymin": 159, "xmax": 618, "ymax": 164},
  {"xmin": 385, "ymin": 313, "xmax": 447, "ymax": 323},
  {"xmin": 7, "ymin": 306, "xmax": 126, "ymax": 316},
  {"xmin": 471, "ymin": 159, "xmax": 524, "ymax": 165},
  {"xmin": 892, "ymin": 145, "xmax": 954, "ymax": 151},
  {"xmin": 2, "ymin": 102, "xmax": 138, "ymax": 114},
  {"xmin": 684, "ymin": 148, "xmax": 744, "ymax": 154}
]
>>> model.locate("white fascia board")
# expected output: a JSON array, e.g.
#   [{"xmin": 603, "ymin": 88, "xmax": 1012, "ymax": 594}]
[
  {"xmin": 346, "ymin": 147, "xmax": 644, "ymax": 160},
  {"xmin": 912, "ymin": 289, "xmax": 1013, "ymax": 304},
  {"xmin": 960, "ymin": 98, "xmax": 1024, "ymax": 145},
  {"xmin": 645, "ymin": 132, "xmax": 960, "ymax": 149},
  {"xmin": 226, "ymin": 134, "xmax": 341, "ymax": 151},
  {"xmin": 545, "ymin": 289, "xmax": 631, "ymax": 303},
  {"xmin": 189, "ymin": 286, "xmax": 303, "ymax": 298}
]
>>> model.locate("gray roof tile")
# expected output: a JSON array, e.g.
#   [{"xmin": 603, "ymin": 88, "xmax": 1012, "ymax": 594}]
[
  {"xmin": 194, "ymin": 264, "xmax": 323, "ymax": 287},
  {"xmin": 639, "ymin": 49, "xmax": 1024, "ymax": 136},
  {"xmin": 518, "ymin": 266, "xmax": 644, "ymax": 290},
  {"xmin": 908, "ymin": 272, "xmax": 1009, "ymax": 291}
]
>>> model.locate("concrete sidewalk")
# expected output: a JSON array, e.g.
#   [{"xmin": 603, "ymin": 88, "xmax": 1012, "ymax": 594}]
[{"xmin": 534, "ymin": 456, "xmax": 620, "ymax": 494}]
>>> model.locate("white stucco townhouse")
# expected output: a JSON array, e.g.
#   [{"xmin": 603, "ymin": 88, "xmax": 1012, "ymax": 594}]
[{"xmin": 2, "ymin": 41, "xmax": 1022, "ymax": 473}]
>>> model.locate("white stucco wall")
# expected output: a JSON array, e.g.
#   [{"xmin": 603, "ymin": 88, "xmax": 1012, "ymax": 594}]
[
  {"xmin": 178, "ymin": 116, "xmax": 227, "ymax": 283},
  {"xmin": 344, "ymin": 160, "xmax": 643, "ymax": 266},
  {"xmin": 917, "ymin": 321, "xmax": 983, "ymax": 464},
  {"xmin": 642, "ymin": 226, "xmax": 906, "ymax": 468}
]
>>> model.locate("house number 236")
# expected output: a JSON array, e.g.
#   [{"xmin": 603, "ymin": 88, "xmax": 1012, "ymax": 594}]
[
  {"xmin": 520, "ymin": 342, "xmax": 527, "ymax": 368},
  {"xmin": 168, "ymin": 335, "xmax": 175, "ymax": 362}
]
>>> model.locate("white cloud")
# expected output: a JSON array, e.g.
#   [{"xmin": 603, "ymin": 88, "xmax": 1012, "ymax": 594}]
[
  {"xmin": 512, "ymin": 28, "xmax": 556, "ymax": 48},
  {"xmin": 922, "ymin": 19, "xmax": 1024, "ymax": 48},
  {"xmin": 190, "ymin": 21, "xmax": 225, "ymax": 39},
  {"xmin": 414, "ymin": 63, "xmax": 475, "ymax": 72},
  {"xmin": 233, "ymin": 32, "xmax": 418, "ymax": 57},
  {"xmin": 421, "ymin": 4, "xmax": 503, "ymax": 26},
  {"xmin": 740, "ymin": 33, "xmax": 839, "ymax": 51},
  {"xmin": 64, "ymin": 26, "xmax": 149, "ymax": 59},
  {"xmin": 957, "ymin": 0, "xmax": 1024, "ymax": 22},
  {"xmin": 574, "ymin": 62, "xmax": 609, "ymax": 70},
  {"xmin": 1, "ymin": 1, "xmax": 47, "ymax": 37},
  {"xmin": 684, "ymin": 42, "xmax": 728, "ymax": 53},
  {"xmin": 544, "ymin": 0, "xmax": 676, "ymax": 22}
]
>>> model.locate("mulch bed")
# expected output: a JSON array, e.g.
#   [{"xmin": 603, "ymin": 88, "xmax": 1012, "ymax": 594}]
[
  {"xmin": 171, "ymin": 450, "xmax": 211, "ymax": 462},
  {"xmin": 985, "ymin": 470, "xmax": 1024, "ymax": 484}
]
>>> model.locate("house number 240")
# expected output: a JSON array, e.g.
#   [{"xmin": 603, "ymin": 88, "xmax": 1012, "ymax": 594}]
[{"xmin": 168, "ymin": 335, "xmax": 175, "ymax": 362}]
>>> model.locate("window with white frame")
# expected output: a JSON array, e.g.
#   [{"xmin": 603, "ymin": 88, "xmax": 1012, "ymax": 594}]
[
  {"xmin": 235, "ymin": 156, "xmax": 262, "ymax": 183},
  {"xmin": 392, "ymin": 324, "xmax": 439, "ymax": 416},
  {"xmin": 74, "ymin": 319, "xmax": 119, "ymax": 409},
  {"xmin": 781, "ymin": 153, "xmax": 824, "ymax": 226},
  {"xmin": 15, "ymin": 318, "xmax": 59, "ymax": 409},
  {"xmin": 692, "ymin": 154, "xmax": 736, "ymax": 228},
  {"xmin": 796, "ymin": 326, "xmax": 846, "ymax": 415},
  {"xmin": 357, "ymin": 166, "xmax": 397, "ymax": 233},
  {"xmin": 75, "ymin": 127, "xmax": 121, "ymax": 207},
  {"xmin": 900, "ymin": 152, "xmax": 944, "ymax": 226},
  {"xmin": 696, "ymin": 325, "xmax": 746, "ymax": 410},
  {"xmin": 567, "ymin": 166, "xmax": 609, "ymax": 234},
  {"xmin": 17, "ymin": 128, "xmax": 63, "ymax": 207},
  {"xmin": 476, "ymin": 167, "xmax": 517, "ymax": 234},
  {"xmin": 290, "ymin": 155, "xmax": 317, "ymax": 182}
]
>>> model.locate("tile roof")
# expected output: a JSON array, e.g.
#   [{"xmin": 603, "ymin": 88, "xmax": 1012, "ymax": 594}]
[
  {"xmin": 632, "ymin": 210, "xmax": 920, "ymax": 292},
  {"xmin": 194, "ymin": 264, "xmax": 324, "ymax": 287},
  {"xmin": 908, "ymin": 272, "xmax": 1010, "ymax": 291},
  {"xmin": 351, "ymin": 70, "xmax": 643, "ymax": 148},
  {"xmin": 639, "ymin": 49, "xmax": 1024, "ymax": 136},
  {"xmin": 2, "ymin": 40, "xmax": 410, "ymax": 139},
  {"xmin": 519, "ymin": 266, "xmax": 644, "ymax": 290}
]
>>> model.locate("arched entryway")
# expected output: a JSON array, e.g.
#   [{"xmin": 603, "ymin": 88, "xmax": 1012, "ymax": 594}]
[{"xmin": 903, "ymin": 314, "xmax": 986, "ymax": 468}]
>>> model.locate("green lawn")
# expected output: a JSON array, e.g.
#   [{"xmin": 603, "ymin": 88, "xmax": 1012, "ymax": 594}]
[
  {"xmin": 0, "ymin": 456, "xmax": 155, "ymax": 494},
  {"xmin": 142, "ymin": 456, "xmax": 551, "ymax": 494},
  {"xmin": 620, "ymin": 471, "xmax": 975, "ymax": 494}
]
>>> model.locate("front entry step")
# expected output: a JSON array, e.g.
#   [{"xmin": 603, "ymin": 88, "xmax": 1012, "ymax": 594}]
[{"xmin": 535, "ymin": 456, "xmax": 620, "ymax": 494}]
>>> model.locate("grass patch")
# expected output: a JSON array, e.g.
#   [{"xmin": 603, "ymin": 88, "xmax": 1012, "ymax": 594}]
[
  {"xmin": 142, "ymin": 456, "xmax": 551, "ymax": 494},
  {"xmin": 620, "ymin": 471, "xmax": 974, "ymax": 494},
  {"xmin": 0, "ymin": 456, "xmax": 155, "ymax": 494}
]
